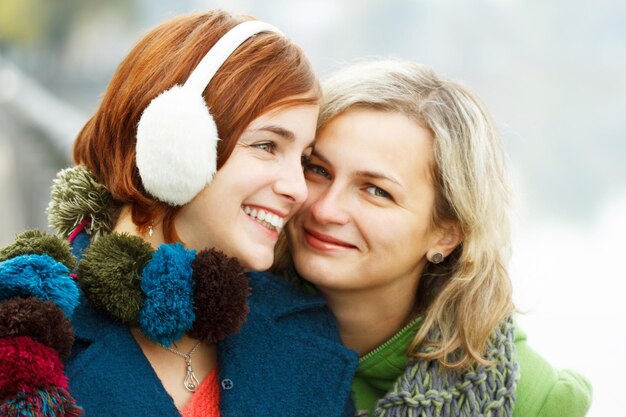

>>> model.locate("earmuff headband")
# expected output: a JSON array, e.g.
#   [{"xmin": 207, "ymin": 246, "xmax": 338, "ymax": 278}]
[
  {"xmin": 136, "ymin": 20, "xmax": 282, "ymax": 206},
  {"xmin": 184, "ymin": 21, "xmax": 282, "ymax": 93}
]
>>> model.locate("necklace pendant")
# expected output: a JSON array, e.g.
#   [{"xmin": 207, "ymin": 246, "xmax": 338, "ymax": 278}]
[
  {"xmin": 163, "ymin": 341, "xmax": 203, "ymax": 392},
  {"xmin": 184, "ymin": 362, "xmax": 200, "ymax": 392}
]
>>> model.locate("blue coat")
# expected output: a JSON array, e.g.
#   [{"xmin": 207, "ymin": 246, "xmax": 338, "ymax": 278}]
[{"xmin": 66, "ymin": 271, "xmax": 358, "ymax": 416}]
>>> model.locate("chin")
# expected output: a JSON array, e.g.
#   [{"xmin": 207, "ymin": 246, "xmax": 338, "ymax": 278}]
[
  {"xmin": 296, "ymin": 258, "xmax": 357, "ymax": 290},
  {"xmin": 293, "ymin": 257, "xmax": 326, "ymax": 283},
  {"xmin": 240, "ymin": 254, "xmax": 273, "ymax": 272}
]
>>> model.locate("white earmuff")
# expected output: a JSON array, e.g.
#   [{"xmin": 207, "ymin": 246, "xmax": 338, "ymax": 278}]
[{"xmin": 136, "ymin": 20, "xmax": 282, "ymax": 206}]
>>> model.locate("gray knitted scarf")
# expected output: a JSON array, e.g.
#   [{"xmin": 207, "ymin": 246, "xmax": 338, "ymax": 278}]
[{"xmin": 374, "ymin": 317, "xmax": 518, "ymax": 417}]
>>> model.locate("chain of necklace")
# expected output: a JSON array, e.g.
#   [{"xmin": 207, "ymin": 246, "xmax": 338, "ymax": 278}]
[{"xmin": 164, "ymin": 340, "xmax": 202, "ymax": 392}]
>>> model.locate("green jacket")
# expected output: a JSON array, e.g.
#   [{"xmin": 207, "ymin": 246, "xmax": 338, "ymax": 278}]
[
  {"xmin": 513, "ymin": 327, "xmax": 592, "ymax": 416},
  {"xmin": 353, "ymin": 321, "xmax": 592, "ymax": 417}
]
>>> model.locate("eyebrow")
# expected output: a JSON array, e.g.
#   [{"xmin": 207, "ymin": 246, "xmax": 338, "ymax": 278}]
[
  {"xmin": 251, "ymin": 125, "xmax": 295, "ymax": 142},
  {"xmin": 311, "ymin": 149, "xmax": 402, "ymax": 187},
  {"xmin": 355, "ymin": 170, "xmax": 402, "ymax": 187}
]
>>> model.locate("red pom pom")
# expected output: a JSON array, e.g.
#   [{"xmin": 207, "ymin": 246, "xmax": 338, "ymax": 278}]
[{"xmin": 0, "ymin": 336, "xmax": 68, "ymax": 396}]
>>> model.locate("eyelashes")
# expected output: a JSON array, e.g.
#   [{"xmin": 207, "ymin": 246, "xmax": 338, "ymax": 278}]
[
  {"xmin": 252, "ymin": 142, "xmax": 277, "ymax": 154},
  {"xmin": 303, "ymin": 161, "xmax": 330, "ymax": 178},
  {"xmin": 364, "ymin": 185, "xmax": 391, "ymax": 199}
]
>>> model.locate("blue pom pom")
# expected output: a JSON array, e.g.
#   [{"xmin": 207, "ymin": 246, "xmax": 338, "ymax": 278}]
[
  {"xmin": 139, "ymin": 243, "xmax": 196, "ymax": 346},
  {"xmin": 0, "ymin": 254, "xmax": 79, "ymax": 317}
]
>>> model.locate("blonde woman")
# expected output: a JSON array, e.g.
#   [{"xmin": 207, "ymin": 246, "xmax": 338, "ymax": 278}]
[{"xmin": 275, "ymin": 59, "xmax": 592, "ymax": 416}]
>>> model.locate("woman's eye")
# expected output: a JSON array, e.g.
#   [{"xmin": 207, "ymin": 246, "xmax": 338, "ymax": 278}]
[
  {"xmin": 254, "ymin": 142, "xmax": 276, "ymax": 153},
  {"xmin": 304, "ymin": 162, "xmax": 330, "ymax": 178},
  {"xmin": 365, "ymin": 185, "xmax": 391, "ymax": 199}
]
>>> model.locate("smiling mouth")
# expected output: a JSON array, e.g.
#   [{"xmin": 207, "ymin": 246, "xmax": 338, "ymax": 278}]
[
  {"xmin": 242, "ymin": 205, "xmax": 285, "ymax": 231},
  {"xmin": 304, "ymin": 228, "xmax": 357, "ymax": 250}
]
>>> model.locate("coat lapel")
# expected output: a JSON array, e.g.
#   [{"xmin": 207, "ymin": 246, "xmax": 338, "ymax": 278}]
[{"xmin": 66, "ymin": 300, "xmax": 181, "ymax": 417}]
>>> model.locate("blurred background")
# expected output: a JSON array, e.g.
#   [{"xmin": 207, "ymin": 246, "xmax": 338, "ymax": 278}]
[{"xmin": 1, "ymin": 0, "xmax": 624, "ymax": 414}]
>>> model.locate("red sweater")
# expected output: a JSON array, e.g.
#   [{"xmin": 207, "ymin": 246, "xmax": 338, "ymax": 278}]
[{"xmin": 181, "ymin": 367, "xmax": 220, "ymax": 417}]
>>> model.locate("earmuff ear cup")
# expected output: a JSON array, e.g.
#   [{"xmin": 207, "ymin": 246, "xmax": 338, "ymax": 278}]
[{"xmin": 136, "ymin": 85, "xmax": 218, "ymax": 206}]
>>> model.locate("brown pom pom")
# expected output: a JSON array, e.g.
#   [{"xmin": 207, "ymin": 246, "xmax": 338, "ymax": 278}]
[
  {"xmin": 0, "ymin": 297, "xmax": 74, "ymax": 358},
  {"xmin": 189, "ymin": 249, "xmax": 250, "ymax": 343}
]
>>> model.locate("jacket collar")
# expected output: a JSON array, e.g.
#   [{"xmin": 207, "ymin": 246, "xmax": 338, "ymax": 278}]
[{"xmin": 246, "ymin": 271, "xmax": 329, "ymax": 320}]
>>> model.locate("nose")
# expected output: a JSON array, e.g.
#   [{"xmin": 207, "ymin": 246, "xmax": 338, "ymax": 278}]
[
  {"xmin": 273, "ymin": 158, "xmax": 308, "ymax": 205},
  {"xmin": 309, "ymin": 184, "xmax": 350, "ymax": 226}
]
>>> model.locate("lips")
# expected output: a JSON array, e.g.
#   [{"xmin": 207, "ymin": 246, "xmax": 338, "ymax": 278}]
[{"xmin": 303, "ymin": 227, "xmax": 357, "ymax": 251}]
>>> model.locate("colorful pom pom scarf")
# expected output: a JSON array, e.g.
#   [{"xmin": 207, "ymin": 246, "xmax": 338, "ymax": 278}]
[{"xmin": 1, "ymin": 166, "xmax": 251, "ymax": 416}]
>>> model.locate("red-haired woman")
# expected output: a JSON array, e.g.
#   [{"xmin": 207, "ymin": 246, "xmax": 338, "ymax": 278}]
[{"xmin": 0, "ymin": 10, "xmax": 356, "ymax": 417}]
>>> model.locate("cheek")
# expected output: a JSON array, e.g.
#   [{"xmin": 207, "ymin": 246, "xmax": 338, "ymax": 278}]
[
  {"xmin": 188, "ymin": 188, "xmax": 218, "ymax": 219},
  {"xmin": 286, "ymin": 211, "xmax": 305, "ymax": 240},
  {"xmin": 219, "ymin": 152, "xmax": 270, "ymax": 188},
  {"xmin": 394, "ymin": 225, "xmax": 433, "ymax": 266},
  {"xmin": 292, "ymin": 189, "xmax": 318, "ymax": 219},
  {"xmin": 223, "ymin": 169, "xmax": 270, "ymax": 200},
  {"xmin": 301, "ymin": 182, "xmax": 328, "ymax": 212},
  {"xmin": 364, "ymin": 215, "xmax": 423, "ymax": 253},
  {"xmin": 298, "ymin": 199, "xmax": 315, "ymax": 218}
]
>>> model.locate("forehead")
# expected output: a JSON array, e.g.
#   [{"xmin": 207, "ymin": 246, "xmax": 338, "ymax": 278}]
[
  {"xmin": 316, "ymin": 108, "xmax": 434, "ymax": 180},
  {"xmin": 248, "ymin": 101, "xmax": 319, "ymax": 126},
  {"xmin": 241, "ymin": 100, "xmax": 319, "ymax": 147},
  {"xmin": 248, "ymin": 91, "xmax": 320, "ymax": 126}
]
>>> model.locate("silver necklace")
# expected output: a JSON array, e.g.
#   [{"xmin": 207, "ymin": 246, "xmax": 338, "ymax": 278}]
[{"xmin": 164, "ymin": 341, "xmax": 202, "ymax": 392}]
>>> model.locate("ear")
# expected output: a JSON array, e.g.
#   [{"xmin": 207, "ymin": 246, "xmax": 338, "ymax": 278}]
[{"xmin": 427, "ymin": 221, "xmax": 464, "ymax": 261}]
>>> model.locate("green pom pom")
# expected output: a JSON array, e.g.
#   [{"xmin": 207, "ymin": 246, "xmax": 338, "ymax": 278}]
[
  {"xmin": 0, "ymin": 230, "xmax": 76, "ymax": 270},
  {"xmin": 78, "ymin": 233, "xmax": 153, "ymax": 324},
  {"xmin": 47, "ymin": 165, "xmax": 122, "ymax": 241}
]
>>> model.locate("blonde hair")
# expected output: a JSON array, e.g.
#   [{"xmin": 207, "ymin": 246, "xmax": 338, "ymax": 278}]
[{"xmin": 275, "ymin": 58, "xmax": 514, "ymax": 369}]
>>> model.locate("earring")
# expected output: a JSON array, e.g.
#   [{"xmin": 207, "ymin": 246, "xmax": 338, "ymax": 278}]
[
  {"xmin": 148, "ymin": 225, "xmax": 154, "ymax": 237},
  {"xmin": 430, "ymin": 252, "xmax": 444, "ymax": 264}
]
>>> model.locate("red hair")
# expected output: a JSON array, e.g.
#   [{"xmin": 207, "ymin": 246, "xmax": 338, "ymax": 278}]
[{"xmin": 73, "ymin": 11, "xmax": 320, "ymax": 241}]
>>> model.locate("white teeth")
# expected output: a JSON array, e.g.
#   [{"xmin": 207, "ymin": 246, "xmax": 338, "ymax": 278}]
[
  {"xmin": 271, "ymin": 215, "xmax": 284, "ymax": 229},
  {"xmin": 242, "ymin": 206, "xmax": 285, "ymax": 230}
]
